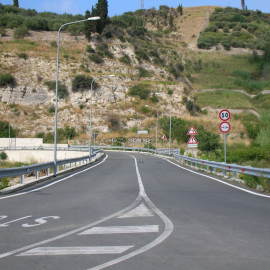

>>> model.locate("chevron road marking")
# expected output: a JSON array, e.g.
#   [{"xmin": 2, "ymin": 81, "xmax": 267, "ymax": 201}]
[
  {"xmin": 79, "ymin": 225, "xmax": 159, "ymax": 235},
  {"xmin": 18, "ymin": 246, "xmax": 134, "ymax": 256},
  {"xmin": 118, "ymin": 203, "xmax": 154, "ymax": 218}
]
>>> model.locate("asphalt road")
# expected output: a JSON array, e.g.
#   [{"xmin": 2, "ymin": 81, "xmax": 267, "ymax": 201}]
[{"xmin": 0, "ymin": 152, "xmax": 270, "ymax": 270}]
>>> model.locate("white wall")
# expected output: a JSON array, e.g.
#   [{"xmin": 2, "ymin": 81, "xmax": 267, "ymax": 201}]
[{"xmin": 5, "ymin": 150, "xmax": 88, "ymax": 163}]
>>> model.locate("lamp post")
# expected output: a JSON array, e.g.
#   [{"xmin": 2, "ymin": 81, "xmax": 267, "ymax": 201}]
[
  {"xmin": 88, "ymin": 75, "xmax": 115, "ymax": 156},
  {"xmin": 53, "ymin": 16, "xmax": 100, "ymax": 175},
  {"xmin": 169, "ymin": 110, "xmax": 172, "ymax": 155}
]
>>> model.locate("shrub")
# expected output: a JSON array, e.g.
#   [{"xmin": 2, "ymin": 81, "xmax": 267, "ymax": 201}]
[
  {"xmin": 44, "ymin": 81, "xmax": 69, "ymax": 99},
  {"xmin": 96, "ymin": 43, "xmax": 113, "ymax": 59},
  {"xmin": 86, "ymin": 45, "xmax": 95, "ymax": 53},
  {"xmin": 0, "ymin": 152, "xmax": 8, "ymax": 160},
  {"xmin": 137, "ymin": 66, "xmax": 152, "ymax": 78},
  {"xmin": 119, "ymin": 54, "xmax": 131, "ymax": 65},
  {"xmin": 140, "ymin": 106, "xmax": 151, "ymax": 114},
  {"xmin": 197, "ymin": 127, "xmax": 220, "ymax": 152},
  {"xmin": 72, "ymin": 75, "xmax": 98, "ymax": 92},
  {"xmin": 13, "ymin": 25, "xmax": 29, "ymax": 39},
  {"xmin": 0, "ymin": 27, "xmax": 7, "ymax": 36},
  {"xmin": 48, "ymin": 105, "xmax": 55, "ymax": 114},
  {"xmin": 88, "ymin": 54, "xmax": 104, "ymax": 64},
  {"xmin": 0, "ymin": 73, "xmax": 16, "ymax": 87},
  {"xmin": 168, "ymin": 63, "xmax": 184, "ymax": 79},
  {"xmin": 108, "ymin": 114, "xmax": 121, "ymax": 131},
  {"xmin": 150, "ymin": 94, "xmax": 159, "ymax": 103},
  {"xmin": 50, "ymin": 41, "xmax": 57, "ymax": 48},
  {"xmin": 167, "ymin": 89, "xmax": 173, "ymax": 95},
  {"xmin": 0, "ymin": 178, "xmax": 9, "ymax": 190},
  {"xmin": 112, "ymin": 137, "xmax": 127, "ymax": 146},
  {"xmin": 17, "ymin": 52, "xmax": 28, "ymax": 59},
  {"xmin": 128, "ymin": 84, "xmax": 151, "ymax": 100},
  {"xmin": 0, "ymin": 121, "xmax": 16, "ymax": 138}
]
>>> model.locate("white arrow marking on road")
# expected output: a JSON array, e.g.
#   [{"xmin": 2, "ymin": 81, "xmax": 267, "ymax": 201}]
[
  {"xmin": 118, "ymin": 203, "xmax": 154, "ymax": 218},
  {"xmin": 17, "ymin": 246, "xmax": 133, "ymax": 256},
  {"xmin": 79, "ymin": 225, "xmax": 159, "ymax": 235}
]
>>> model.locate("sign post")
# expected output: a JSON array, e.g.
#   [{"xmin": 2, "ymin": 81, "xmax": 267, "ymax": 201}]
[{"xmin": 219, "ymin": 110, "xmax": 231, "ymax": 164}]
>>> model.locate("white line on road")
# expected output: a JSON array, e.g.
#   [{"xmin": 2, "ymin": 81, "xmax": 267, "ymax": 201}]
[
  {"xmin": 18, "ymin": 246, "xmax": 133, "ymax": 256},
  {"xmin": 0, "ymin": 154, "xmax": 108, "ymax": 201},
  {"xmin": 79, "ymin": 225, "xmax": 159, "ymax": 235},
  {"xmin": 0, "ymin": 216, "xmax": 32, "ymax": 227},
  {"xmin": 164, "ymin": 158, "xmax": 270, "ymax": 199},
  {"xmin": 118, "ymin": 203, "xmax": 154, "ymax": 218},
  {"xmin": 86, "ymin": 156, "xmax": 174, "ymax": 270}
]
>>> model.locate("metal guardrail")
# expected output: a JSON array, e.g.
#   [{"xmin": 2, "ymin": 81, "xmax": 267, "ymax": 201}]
[
  {"xmin": 93, "ymin": 145, "xmax": 270, "ymax": 179},
  {"xmin": 0, "ymin": 150, "xmax": 102, "ymax": 185}
]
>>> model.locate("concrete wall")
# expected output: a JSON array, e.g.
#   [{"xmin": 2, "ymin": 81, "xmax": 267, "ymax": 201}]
[
  {"xmin": 0, "ymin": 138, "xmax": 43, "ymax": 148},
  {"xmin": 5, "ymin": 150, "xmax": 89, "ymax": 163}
]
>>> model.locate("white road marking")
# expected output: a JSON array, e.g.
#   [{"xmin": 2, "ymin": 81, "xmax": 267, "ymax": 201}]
[
  {"xmin": 0, "ymin": 216, "xmax": 32, "ymax": 227},
  {"xmin": 22, "ymin": 216, "xmax": 60, "ymax": 228},
  {"xmin": 118, "ymin": 203, "xmax": 154, "ymax": 218},
  {"xmin": 18, "ymin": 246, "xmax": 133, "ymax": 256},
  {"xmin": 0, "ymin": 215, "xmax": 7, "ymax": 221},
  {"xmin": 0, "ymin": 154, "xmax": 108, "ymax": 201},
  {"xmin": 164, "ymin": 158, "xmax": 270, "ymax": 199},
  {"xmin": 86, "ymin": 156, "xmax": 174, "ymax": 270},
  {"xmin": 79, "ymin": 225, "xmax": 159, "ymax": 235},
  {"xmin": 0, "ymin": 195, "xmax": 141, "ymax": 259}
]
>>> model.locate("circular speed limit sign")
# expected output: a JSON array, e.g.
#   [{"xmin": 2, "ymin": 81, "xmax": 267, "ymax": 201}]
[
  {"xmin": 219, "ymin": 109, "xmax": 231, "ymax": 121},
  {"xmin": 219, "ymin": 122, "xmax": 231, "ymax": 134}
]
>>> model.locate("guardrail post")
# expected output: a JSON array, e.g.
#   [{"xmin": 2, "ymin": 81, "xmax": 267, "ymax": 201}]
[
  {"xmin": 47, "ymin": 168, "xmax": 50, "ymax": 176},
  {"xmin": 36, "ymin": 170, "xmax": 40, "ymax": 180},
  {"xmin": 20, "ymin": 174, "xmax": 24, "ymax": 184}
]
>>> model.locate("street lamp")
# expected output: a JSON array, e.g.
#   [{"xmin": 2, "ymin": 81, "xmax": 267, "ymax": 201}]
[
  {"xmin": 53, "ymin": 16, "xmax": 100, "ymax": 175},
  {"xmin": 88, "ymin": 75, "xmax": 116, "ymax": 156}
]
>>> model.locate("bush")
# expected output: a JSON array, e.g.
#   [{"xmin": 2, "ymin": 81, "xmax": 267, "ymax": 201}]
[
  {"xmin": 96, "ymin": 43, "xmax": 113, "ymax": 58},
  {"xmin": 44, "ymin": 81, "xmax": 69, "ymax": 99},
  {"xmin": 197, "ymin": 127, "xmax": 220, "ymax": 152},
  {"xmin": 48, "ymin": 105, "xmax": 55, "ymax": 114},
  {"xmin": 0, "ymin": 121, "xmax": 16, "ymax": 138},
  {"xmin": 13, "ymin": 25, "xmax": 29, "ymax": 39},
  {"xmin": 0, "ymin": 178, "xmax": 9, "ymax": 190},
  {"xmin": 108, "ymin": 114, "xmax": 121, "ymax": 131},
  {"xmin": 119, "ymin": 54, "xmax": 131, "ymax": 65},
  {"xmin": 0, "ymin": 73, "xmax": 16, "ymax": 87},
  {"xmin": 0, "ymin": 152, "xmax": 8, "ymax": 160},
  {"xmin": 128, "ymin": 84, "xmax": 151, "ymax": 100},
  {"xmin": 150, "ymin": 94, "xmax": 159, "ymax": 103},
  {"xmin": 17, "ymin": 52, "xmax": 28, "ymax": 60},
  {"xmin": 72, "ymin": 75, "xmax": 98, "ymax": 92},
  {"xmin": 88, "ymin": 54, "xmax": 104, "ymax": 64},
  {"xmin": 137, "ymin": 66, "xmax": 152, "ymax": 78},
  {"xmin": 86, "ymin": 45, "xmax": 95, "ymax": 53}
]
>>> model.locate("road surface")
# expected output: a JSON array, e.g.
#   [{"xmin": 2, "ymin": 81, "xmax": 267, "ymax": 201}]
[{"xmin": 0, "ymin": 152, "xmax": 270, "ymax": 270}]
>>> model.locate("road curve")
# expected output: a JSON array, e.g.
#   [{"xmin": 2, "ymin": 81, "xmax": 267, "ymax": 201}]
[{"xmin": 0, "ymin": 152, "xmax": 270, "ymax": 270}]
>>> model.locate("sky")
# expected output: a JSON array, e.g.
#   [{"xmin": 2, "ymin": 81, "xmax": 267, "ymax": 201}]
[{"xmin": 0, "ymin": 0, "xmax": 269, "ymax": 16}]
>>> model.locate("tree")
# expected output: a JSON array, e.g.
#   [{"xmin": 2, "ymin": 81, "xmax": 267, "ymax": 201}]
[
  {"xmin": 241, "ymin": 0, "xmax": 245, "ymax": 10},
  {"xmin": 177, "ymin": 4, "xmax": 183, "ymax": 16},
  {"xmin": 0, "ymin": 121, "xmax": 16, "ymax": 138},
  {"xmin": 84, "ymin": 0, "xmax": 108, "ymax": 39},
  {"xmin": 13, "ymin": 0, "xmax": 19, "ymax": 8}
]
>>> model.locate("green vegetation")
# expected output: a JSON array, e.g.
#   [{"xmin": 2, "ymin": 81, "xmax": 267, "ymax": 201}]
[
  {"xmin": 119, "ymin": 54, "xmax": 131, "ymax": 65},
  {"xmin": 137, "ymin": 66, "xmax": 152, "ymax": 78},
  {"xmin": 128, "ymin": 84, "xmax": 151, "ymax": 100},
  {"xmin": 44, "ymin": 81, "xmax": 69, "ymax": 99},
  {"xmin": 0, "ymin": 152, "xmax": 7, "ymax": 160},
  {"xmin": 17, "ymin": 52, "xmax": 28, "ymax": 59},
  {"xmin": 195, "ymin": 90, "xmax": 253, "ymax": 109},
  {"xmin": 0, "ymin": 121, "xmax": 16, "ymax": 138},
  {"xmin": 0, "ymin": 73, "xmax": 16, "ymax": 87},
  {"xmin": 72, "ymin": 75, "xmax": 98, "ymax": 92},
  {"xmin": 13, "ymin": 25, "xmax": 29, "ymax": 38},
  {"xmin": 0, "ymin": 4, "xmax": 85, "ymax": 33},
  {"xmin": 198, "ymin": 7, "xmax": 270, "ymax": 51},
  {"xmin": 159, "ymin": 116, "xmax": 220, "ymax": 152},
  {"xmin": 88, "ymin": 54, "xmax": 104, "ymax": 64},
  {"xmin": 36, "ymin": 126, "xmax": 77, "ymax": 143}
]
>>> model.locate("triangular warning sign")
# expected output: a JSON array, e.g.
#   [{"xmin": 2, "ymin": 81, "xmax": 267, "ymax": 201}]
[
  {"xmin": 187, "ymin": 127, "xmax": 198, "ymax": 136},
  {"xmin": 188, "ymin": 136, "xmax": 198, "ymax": 144}
]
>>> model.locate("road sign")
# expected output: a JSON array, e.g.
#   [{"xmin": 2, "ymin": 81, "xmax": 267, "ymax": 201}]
[
  {"xmin": 219, "ymin": 122, "xmax": 231, "ymax": 134},
  {"xmin": 188, "ymin": 136, "xmax": 198, "ymax": 145},
  {"xmin": 187, "ymin": 127, "xmax": 198, "ymax": 136},
  {"xmin": 219, "ymin": 109, "xmax": 231, "ymax": 122}
]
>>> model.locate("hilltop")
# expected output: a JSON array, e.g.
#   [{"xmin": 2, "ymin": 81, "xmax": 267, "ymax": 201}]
[{"xmin": 0, "ymin": 4, "xmax": 270, "ymax": 172}]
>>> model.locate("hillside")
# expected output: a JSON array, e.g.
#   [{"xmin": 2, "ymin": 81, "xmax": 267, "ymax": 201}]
[{"xmin": 0, "ymin": 4, "xmax": 270, "ymax": 166}]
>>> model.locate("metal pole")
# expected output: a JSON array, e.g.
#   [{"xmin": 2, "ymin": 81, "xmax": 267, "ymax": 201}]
[
  {"xmin": 155, "ymin": 111, "xmax": 158, "ymax": 152},
  {"xmin": 53, "ymin": 17, "xmax": 100, "ymax": 176},
  {"xmin": 224, "ymin": 134, "xmax": 227, "ymax": 164},
  {"xmin": 8, "ymin": 122, "xmax": 11, "ymax": 149},
  {"xmin": 169, "ymin": 111, "xmax": 172, "ymax": 155},
  {"xmin": 89, "ymin": 79, "xmax": 95, "ymax": 157}
]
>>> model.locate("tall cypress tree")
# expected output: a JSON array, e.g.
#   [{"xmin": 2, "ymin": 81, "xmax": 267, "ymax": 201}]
[
  {"xmin": 13, "ymin": 0, "xmax": 19, "ymax": 7},
  {"xmin": 96, "ymin": 0, "xmax": 108, "ymax": 34},
  {"xmin": 241, "ymin": 0, "xmax": 245, "ymax": 10},
  {"xmin": 84, "ymin": 0, "xmax": 108, "ymax": 39}
]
